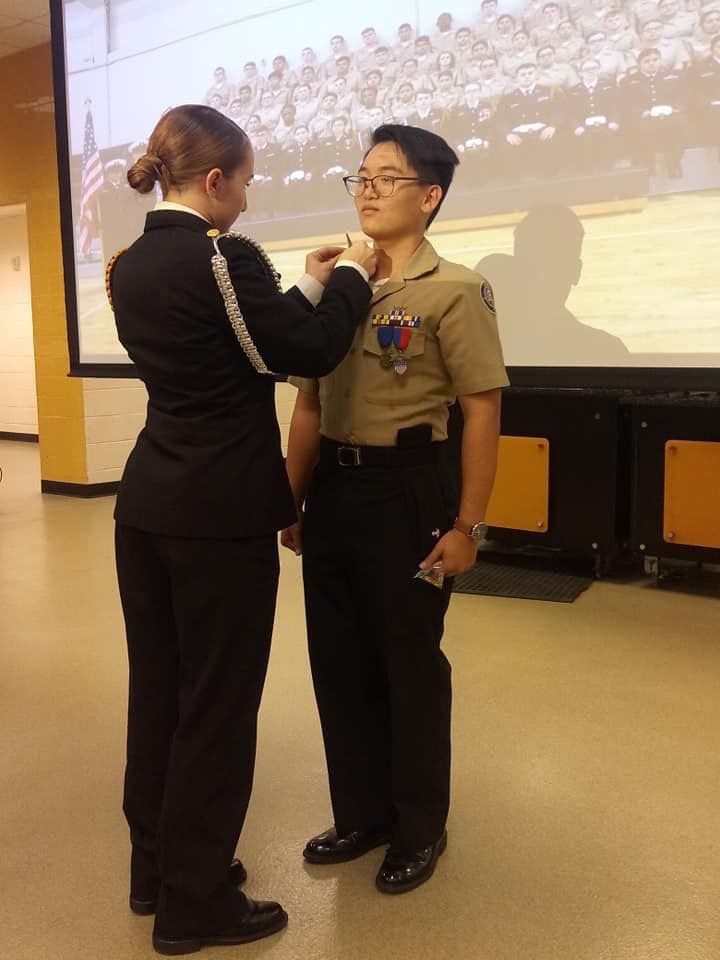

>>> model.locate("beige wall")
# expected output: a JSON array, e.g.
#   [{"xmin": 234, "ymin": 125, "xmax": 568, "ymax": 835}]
[{"xmin": 0, "ymin": 206, "xmax": 38, "ymax": 435}]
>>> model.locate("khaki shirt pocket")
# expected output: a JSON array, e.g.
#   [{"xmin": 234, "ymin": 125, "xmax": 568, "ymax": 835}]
[{"xmin": 362, "ymin": 325, "xmax": 427, "ymax": 405}]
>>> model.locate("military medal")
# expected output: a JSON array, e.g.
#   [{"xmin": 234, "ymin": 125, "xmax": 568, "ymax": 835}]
[
  {"xmin": 392, "ymin": 327, "xmax": 411, "ymax": 375},
  {"xmin": 377, "ymin": 325, "xmax": 394, "ymax": 368},
  {"xmin": 373, "ymin": 309, "xmax": 422, "ymax": 373}
]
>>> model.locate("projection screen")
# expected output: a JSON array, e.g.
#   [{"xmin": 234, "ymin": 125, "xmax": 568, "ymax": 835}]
[{"xmin": 52, "ymin": 0, "xmax": 720, "ymax": 385}]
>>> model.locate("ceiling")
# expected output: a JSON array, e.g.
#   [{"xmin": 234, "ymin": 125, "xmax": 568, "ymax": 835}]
[{"xmin": 0, "ymin": 0, "xmax": 51, "ymax": 61}]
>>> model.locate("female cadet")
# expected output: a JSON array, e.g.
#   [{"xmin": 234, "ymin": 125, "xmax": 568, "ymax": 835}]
[{"xmin": 108, "ymin": 103, "xmax": 375, "ymax": 955}]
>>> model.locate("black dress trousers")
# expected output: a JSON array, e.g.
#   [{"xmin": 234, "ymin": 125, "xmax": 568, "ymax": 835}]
[
  {"xmin": 116, "ymin": 524, "xmax": 279, "ymax": 901},
  {"xmin": 302, "ymin": 453, "xmax": 458, "ymax": 854}
]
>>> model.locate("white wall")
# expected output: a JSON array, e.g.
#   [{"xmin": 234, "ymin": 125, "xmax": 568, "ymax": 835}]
[
  {"xmin": 82, "ymin": 378, "xmax": 296, "ymax": 485},
  {"xmin": 0, "ymin": 206, "xmax": 38, "ymax": 436},
  {"xmin": 83, "ymin": 377, "xmax": 146, "ymax": 484}
]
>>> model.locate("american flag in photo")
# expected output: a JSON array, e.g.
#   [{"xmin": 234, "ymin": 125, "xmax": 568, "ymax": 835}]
[{"xmin": 78, "ymin": 108, "xmax": 104, "ymax": 255}]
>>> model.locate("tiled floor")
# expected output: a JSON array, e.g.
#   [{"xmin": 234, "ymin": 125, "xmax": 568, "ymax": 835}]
[{"xmin": 1, "ymin": 439, "xmax": 719, "ymax": 960}]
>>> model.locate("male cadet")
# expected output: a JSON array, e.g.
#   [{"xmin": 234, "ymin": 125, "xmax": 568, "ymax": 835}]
[
  {"xmin": 407, "ymin": 89, "xmax": 445, "ymax": 132},
  {"xmin": 621, "ymin": 47, "xmax": 688, "ymax": 176},
  {"xmin": 555, "ymin": 20, "xmax": 585, "ymax": 67},
  {"xmin": 568, "ymin": 57, "xmax": 621, "ymax": 170},
  {"xmin": 657, "ymin": 0, "xmax": 697, "ymax": 40},
  {"xmin": 497, "ymin": 62, "xmax": 559, "ymax": 178},
  {"xmin": 532, "ymin": 2, "xmax": 564, "ymax": 48},
  {"xmin": 318, "ymin": 115, "xmax": 358, "ymax": 181},
  {"xmin": 281, "ymin": 124, "xmax": 321, "ymax": 213},
  {"xmin": 689, "ymin": 9, "xmax": 720, "ymax": 61},
  {"xmin": 432, "ymin": 12, "xmax": 456, "ymax": 53},
  {"xmin": 205, "ymin": 66, "xmax": 234, "ymax": 108},
  {"xmin": 477, "ymin": 57, "xmax": 510, "ymax": 101},
  {"xmin": 282, "ymin": 124, "xmax": 508, "ymax": 894},
  {"xmin": 536, "ymin": 44, "xmax": 579, "ymax": 88},
  {"xmin": 450, "ymin": 83, "xmax": 496, "ymax": 183},
  {"xmin": 394, "ymin": 21, "xmax": 416, "ymax": 63},
  {"xmin": 251, "ymin": 125, "xmax": 280, "ymax": 216},
  {"xmin": 500, "ymin": 31, "xmax": 537, "ymax": 79},
  {"xmin": 632, "ymin": 20, "xmax": 692, "ymax": 72}
]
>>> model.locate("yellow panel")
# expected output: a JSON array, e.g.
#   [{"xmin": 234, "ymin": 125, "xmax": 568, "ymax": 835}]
[
  {"xmin": 486, "ymin": 436, "xmax": 550, "ymax": 534},
  {"xmin": 664, "ymin": 441, "xmax": 720, "ymax": 548},
  {"xmin": 0, "ymin": 45, "xmax": 88, "ymax": 486}
]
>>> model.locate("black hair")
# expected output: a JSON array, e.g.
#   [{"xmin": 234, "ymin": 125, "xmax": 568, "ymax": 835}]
[{"xmin": 368, "ymin": 124, "xmax": 459, "ymax": 226}]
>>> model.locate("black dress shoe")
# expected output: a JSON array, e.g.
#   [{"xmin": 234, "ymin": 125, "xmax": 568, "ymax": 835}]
[
  {"xmin": 375, "ymin": 831, "xmax": 447, "ymax": 894},
  {"xmin": 153, "ymin": 891, "xmax": 287, "ymax": 955},
  {"xmin": 303, "ymin": 825, "xmax": 391, "ymax": 864},
  {"xmin": 130, "ymin": 859, "xmax": 247, "ymax": 916}
]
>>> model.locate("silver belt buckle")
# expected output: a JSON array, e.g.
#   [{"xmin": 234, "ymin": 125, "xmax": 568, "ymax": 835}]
[{"xmin": 337, "ymin": 445, "xmax": 362, "ymax": 467}]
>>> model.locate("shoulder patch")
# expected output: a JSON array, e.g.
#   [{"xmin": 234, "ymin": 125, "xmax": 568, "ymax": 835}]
[
  {"xmin": 481, "ymin": 279, "xmax": 496, "ymax": 314},
  {"xmin": 104, "ymin": 249, "xmax": 128, "ymax": 312}
]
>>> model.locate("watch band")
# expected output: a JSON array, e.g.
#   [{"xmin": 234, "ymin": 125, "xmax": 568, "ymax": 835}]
[{"xmin": 454, "ymin": 518, "xmax": 488, "ymax": 542}]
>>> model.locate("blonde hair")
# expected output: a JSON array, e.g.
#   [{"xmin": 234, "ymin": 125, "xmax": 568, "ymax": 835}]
[{"xmin": 127, "ymin": 104, "xmax": 251, "ymax": 196}]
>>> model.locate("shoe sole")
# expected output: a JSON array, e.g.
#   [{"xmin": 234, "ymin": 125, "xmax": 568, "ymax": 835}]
[
  {"xmin": 375, "ymin": 832, "xmax": 448, "ymax": 895},
  {"xmin": 130, "ymin": 897, "xmax": 157, "ymax": 916},
  {"xmin": 152, "ymin": 909, "xmax": 288, "ymax": 955},
  {"xmin": 303, "ymin": 837, "xmax": 390, "ymax": 865}
]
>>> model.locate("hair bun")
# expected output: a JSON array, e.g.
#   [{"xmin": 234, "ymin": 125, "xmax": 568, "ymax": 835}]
[{"xmin": 127, "ymin": 153, "xmax": 162, "ymax": 194}]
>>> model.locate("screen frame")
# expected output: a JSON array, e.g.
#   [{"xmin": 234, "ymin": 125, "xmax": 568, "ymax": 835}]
[{"xmin": 50, "ymin": 0, "xmax": 720, "ymax": 389}]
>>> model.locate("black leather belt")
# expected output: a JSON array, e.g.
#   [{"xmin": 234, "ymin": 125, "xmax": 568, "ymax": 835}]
[{"xmin": 320, "ymin": 436, "xmax": 444, "ymax": 469}]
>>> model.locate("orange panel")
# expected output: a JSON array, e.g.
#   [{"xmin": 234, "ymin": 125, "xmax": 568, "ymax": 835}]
[
  {"xmin": 664, "ymin": 441, "xmax": 720, "ymax": 548},
  {"xmin": 486, "ymin": 436, "xmax": 550, "ymax": 533}
]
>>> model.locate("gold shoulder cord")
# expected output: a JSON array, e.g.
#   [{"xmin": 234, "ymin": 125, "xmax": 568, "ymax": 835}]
[
  {"xmin": 208, "ymin": 229, "xmax": 281, "ymax": 376},
  {"xmin": 104, "ymin": 249, "xmax": 127, "ymax": 312}
]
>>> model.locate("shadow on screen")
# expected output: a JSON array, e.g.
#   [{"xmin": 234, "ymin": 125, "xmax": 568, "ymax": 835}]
[{"xmin": 476, "ymin": 204, "xmax": 630, "ymax": 366}]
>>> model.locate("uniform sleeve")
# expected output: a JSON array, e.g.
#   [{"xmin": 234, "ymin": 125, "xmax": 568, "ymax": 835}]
[
  {"xmin": 437, "ymin": 277, "xmax": 510, "ymax": 396},
  {"xmin": 287, "ymin": 375, "xmax": 320, "ymax": 395},
  {"xmin": 221, "ymin": 238, "xmax": 372, "ymax": 378}
]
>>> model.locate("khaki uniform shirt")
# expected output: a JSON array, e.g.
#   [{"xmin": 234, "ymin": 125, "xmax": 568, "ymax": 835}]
[{"xmin": 289, "ymin": 239, "xmax": 509, "ymax": 446}]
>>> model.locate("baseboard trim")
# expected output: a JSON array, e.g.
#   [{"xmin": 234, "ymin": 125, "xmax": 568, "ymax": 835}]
[
  {"xmin": 41, "ymin": 480, "xmax": 119, "ymax": 498},
  {"xmin": 0, "ymin": 431, "xmax": 39, "ymax": 443}
]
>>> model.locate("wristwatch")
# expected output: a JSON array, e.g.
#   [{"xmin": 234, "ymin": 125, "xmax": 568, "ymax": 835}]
[{"xmin": 453, "ymin": 518, "xmax": 488, "ymax": 544}]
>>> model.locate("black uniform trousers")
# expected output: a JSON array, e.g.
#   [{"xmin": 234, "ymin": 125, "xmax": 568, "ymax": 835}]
[
  {"xmin": 503, "ymin": 132, "xmax": 558, "ymax": 180},
  {"xmin": 629, "ymin": 115, "xmax": 686, "ymax": 175},
  {"xmin": 573, "ymin": 126, "xmax": 620, "ymax": 173},
  {"xmin": 115, "ymin": 523, "xmax": 279, "ymax": 902},
  {"xmin": 302, "ymin": 445, "xmax": 458, "ymax": 853}
]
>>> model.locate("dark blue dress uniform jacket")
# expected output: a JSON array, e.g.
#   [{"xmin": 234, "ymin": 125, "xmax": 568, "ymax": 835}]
[{"xmin": 109, "ymin": 209, "xmax": 370, "ymax": 539}]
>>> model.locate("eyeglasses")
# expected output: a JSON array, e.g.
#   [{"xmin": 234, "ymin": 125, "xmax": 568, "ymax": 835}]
[{"xmin": 342, "ymin": 175, "xmax": 429, "ymax": 198}]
